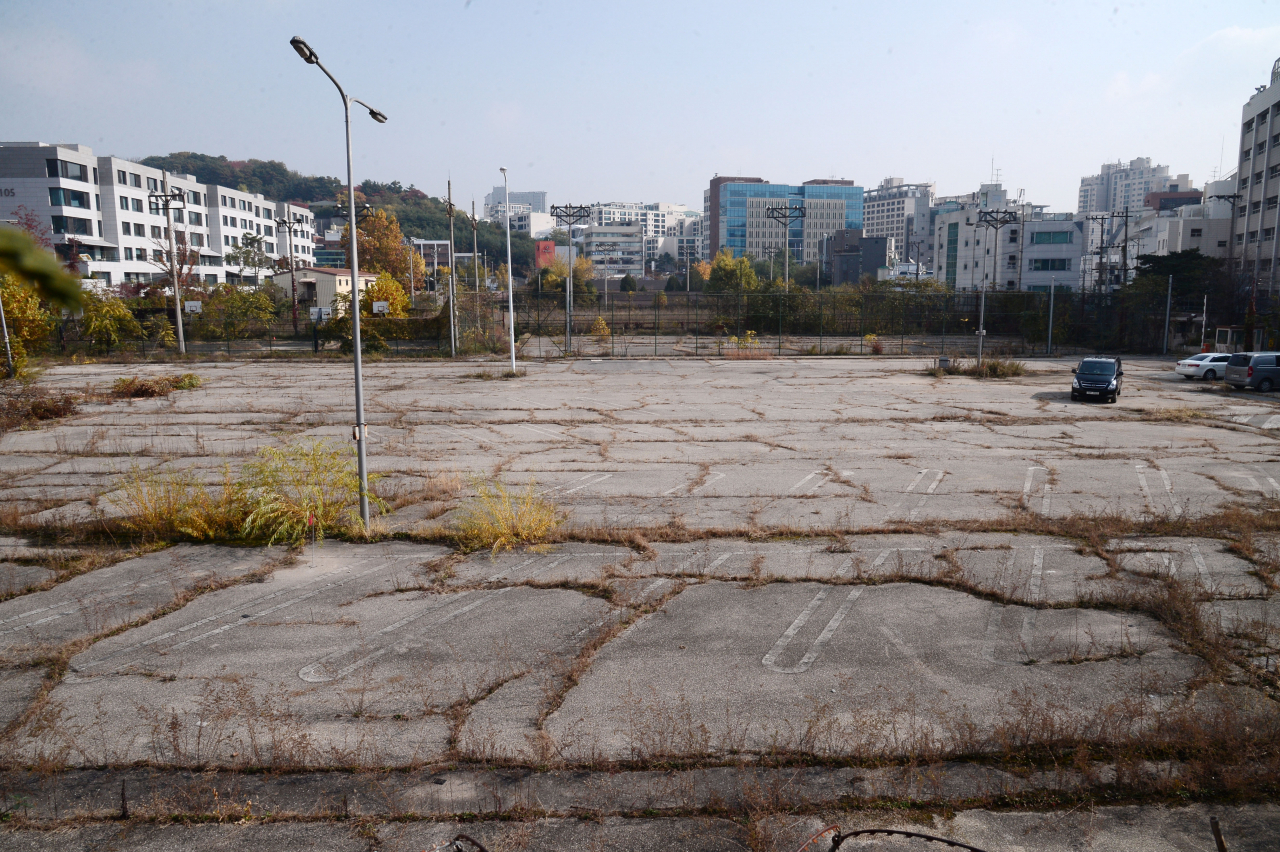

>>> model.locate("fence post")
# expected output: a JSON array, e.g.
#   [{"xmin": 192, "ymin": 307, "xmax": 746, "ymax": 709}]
[
  {"xmin": 694, "ymin": 294, "xmax": 699, "ymax": 356},
  {"xmin": 818, "ymin": 293, "xmax": 823, "ymax": 355},
  {"xmin": 777, "ymin": 292, "xmax": 782, "ymax": 355},
  {"xmin": 654, "ymin": 295, "xmax": 659, "ymax": 357}
]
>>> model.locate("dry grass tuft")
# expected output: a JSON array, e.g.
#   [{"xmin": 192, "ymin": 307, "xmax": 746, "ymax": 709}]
[
  {"xmin": 118, "ymin": 465, "xmax": 246, "ymax": 541},
  {"xmin": 929, "ymin": 357, "xmax": 1026, "ymax": 379},
  {"xmin": 1141, "ymin": 406, "xmax": 1210, "ymax": 423},
  {"xmin": 452, "ymin": 477, "xmax": 563, "ymax": 554},
  {"xmin": 0, "ymin": 381, "xmax": 78, "ymax": 432},
  {"xmin": 111, "ymin": 372, "xmax": 201, "ymax": 398}
]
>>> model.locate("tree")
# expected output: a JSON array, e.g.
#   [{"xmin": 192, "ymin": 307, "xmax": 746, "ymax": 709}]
[
  {"xmin": 0, "ymin": 222, "xmax": 81, "ymax": 310},
  {"xmin": 0, "ymin": 272, "xmax": 55, "ymax": 371},
  {"xmin": 146, "ymin": 227, "xmax": 202, "ymax": 304},
  {"xmin": 619, "ymin": 274, "xmax": 637, "ymax": 293},
  {"xmin": 360, "ymin": 271, "xmax": 410, "ymax": 318},
  {"xmin": 545, "ymin": 228, "xmax": 570, "ymax": 246},
  {"xmin": 339, "ymin": 209, "xmax": 426, "ymax": 289},
  {"xmin": 707, "ymin": 249, "xmax": 758, "ymax": 293},
  {"xmin": 656, "ymin": 252, "xmax": 677, "ymax": 274},
  {"xmin": 81, "ymin": 292, "xmax": 143, "ymax": 351},
  {"xmin": 665, "ymin": 275, "xmax": 681, "ymax": 292},
  {"xmin": 225, "ymin": 233, "xmax": 272, "ymax": 284},
  {"xmin": 197, "ymin": 284, "xmax": 276, "ymax": 338}
]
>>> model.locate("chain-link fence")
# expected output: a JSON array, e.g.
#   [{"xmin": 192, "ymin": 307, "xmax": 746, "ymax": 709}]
[{"xmin": 47, "ymin": 288, "xmax": 1247, "ymax": 360}]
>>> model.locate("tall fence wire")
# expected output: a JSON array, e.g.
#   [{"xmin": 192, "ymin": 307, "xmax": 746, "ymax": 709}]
[{"xmin": 51, "ymin": 289, "xmax": 1231, "ymax": 360}]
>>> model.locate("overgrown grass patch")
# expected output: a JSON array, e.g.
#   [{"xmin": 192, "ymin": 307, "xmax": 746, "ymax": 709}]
[
  {"xmin": 0, "ymin": 380, "xmax": 78, "ymax": 432},
  {"xmin": 452, "ymin": 477, "xmax": 563, "ymax": 554},
  {"xmin": 111, "ymin": 372, "xmax": 201, "ymax": 398},
  {"xmin": 928, "ymin": 357, "xmax": 1026, "ymax": 379},
  {"xmin": 113, "ymin": 438, "xmax": 388, "ymax": 545}
]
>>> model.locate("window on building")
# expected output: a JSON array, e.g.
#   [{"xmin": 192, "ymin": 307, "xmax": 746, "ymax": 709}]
[
  {"xmin": 1241, "ymin": 176, "xmax": 1250, "ymax": 188},
  {"xmin": 146, "ymin": 177, "xmax": 158, "ymax": 191},
  {"xmin": 264, "ymin": 225, "xmax": 273, "ymax": 237},
  {"xmin": 50, "ymin": 215, "xmax": 91, "ymax": 235},
  {"xmin": 231, "ymin": 236, "xmax": 239, "ymax": 247},
  {"xmin": 1190, "ymin": 228, "xmax": 1203, "ymax": 238},
  {"xmin": 131, "ymin": 198, "xmax": 142, "ymax": 212},
  {"xmin": 191, "ymin": 233, "xmax": 204, "ymax": 248},
  {"xmin": 1032, "ymin": 231, "xmax": 1074, "ymax": 244},
  {"xmin": 1219, "ymin": 240, "xmax": 1228, "ymax": 247},
  {"xmin": 1030, "ymin": 258, "xmax": 1070, "ymax": 271},
  {"xmin": 1257, "ymin": 172, "xmax": 1265, "ymax": 183},
  {"xmin": 149, "ymin": 199, "xmax": 160, "ymax": 215},
  {"xmin": 149, "ymin": 225, "xmax": 161, "ymax": 239},
  {"xmin": 1243, "ymin": 148, "xmax": 1252, "ymax": 161},
  {"xmin": 136, "ymin": 248, "xmax": 147, "ymax": 261},
  {"xmin": 1248, "ymin": 231, "xmax": 1258, "ymax": 243},
  {"xmin": 1272, "ymin": 165, "xmax": 1280, "ymax": 178},
  {"xmin": 1265, "ymin": 228, "xmax": 1276, "ymax": 242},
  {"xmin": 224, "ymin": 235, "xmax": 230, "ymax": 246},
  {"xmin": 117, "ymin": 196, "xmax": 128, "ymax": 212},
  {"xmin": 1252, "ymin": 201, "xmax": 1263, "ymax": 214},
  {"xmin": 130, "ymin": 173, "xmax": 141, "ymax": 187},
  {"xmin": 187, "ymin": 190, "xmax": 200, "ymax": 205},
  {"xmin": 121, "ymin": 224, "xmax": 130, "ymax": 237},
  {"xmin": 240, "ymin": 200, "xmax": 247, "ymax": 210},
  {"xmin": 190, "ymin": 212, "xmax": 202, "ymax": 226},
  {"xmin": 45, "ymin": 159, "xmax": 89, "ymax": 182},
  {"xmin": 1267, "ymin": 196, "xmax": 1278, "ymax": 210},
  {"xmin": 117, "ymin": 169, "xmax": 127, "ymax": 184},
  {"xmin": 134, "ymin": 223, "xmax": 146, "ymax": 236},
  {"xmin": 124, "ymin": 247, "xmax": 133, "ymax": 261}
]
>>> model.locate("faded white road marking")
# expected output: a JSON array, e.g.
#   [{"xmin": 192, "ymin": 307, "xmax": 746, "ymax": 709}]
[
  {"xmin": 662, "ymin": 470, "xmax": 725, "ymax": 496},
  {"xmin": 561, "ymin": 473, "xmax": 612, "ymax": 494},
  {"xmin": 518, "ymin": 423, "xmax": 575, "ymax": 441},
  {"xmin": 1189, "ymin": 544, "xmax": 1208, "ymax": 581},
  {"xmin": 297, "ymin": 554, "xmax": 576, "ymax": 683},
  {"xmin": 1135, "ymin": 464, "xmax": 1154, "ymax": 513},
  {"xmin": 541, "ymin": 473, "xmax": 611, "ymax": 496},
  {"xmin": 877, "ymin": 625, "xmax": 949, "ymax": 689},
  {"xmin": 789, "ymin": 471, "xmax": 829, "ymax": 494},
  {"xmin": 1229, "ymin": 472, "xmax": 1266, "ymax": 494},
  {"xmin": 908, "ymin": 470, "xmax": 946, "ymax": 521},
  {"xmin": 763, "ymin": 587, "xmax": 864, "ymax": 674},
  {"xmin": 1042, "ymin": 484, "xmax": 1052, "ymax": 515},
  {"xmin": 890, "ymin": 470, "xmax": 928, "ymax": 510},
  {"xmin": 1029, "ymin": 548, "xmax": 1044, "ymax": 600}
]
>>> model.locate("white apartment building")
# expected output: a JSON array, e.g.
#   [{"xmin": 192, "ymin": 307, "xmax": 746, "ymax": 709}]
[
  {"xmin": 582, "ymin": 223, "xmax": 642, "ymax": 278},
  {"xmin": 1234, "ymin": 57, "xmax": 1280, "ymax": 291},
  {"xmin": 483, "ymin": 186, "xmax": 546, "ymax": 219},
  {"xmin": 589, "ymin": 201, "xmax": 699, "ymax": 259},
  {"xmin": 1078, "ymin": 158, "xmax": 1190, "ymax": 215},
  {"xmin": 863, "ymin": 178, "xmax": 934, "ymax": 268},
  {"xmin": 933, "ymin": 183, "xmax": 1083, "ymax": 291},
  {"xmin": 510, "ymin": 210, "xmax": 555, "ymax": 238},
  {"xmin": 0, "ymin": 142, "xmax": 313, "ymax": 291}
]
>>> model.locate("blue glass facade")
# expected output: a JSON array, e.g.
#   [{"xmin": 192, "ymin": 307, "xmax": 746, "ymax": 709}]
[{"xmin": 717, "ymin": 181, "xmax": 864, "ymax": 258}]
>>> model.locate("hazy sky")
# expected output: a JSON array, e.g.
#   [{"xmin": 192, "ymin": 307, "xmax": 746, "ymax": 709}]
[{"xmin": 3, "ymin": 1, "xmax": 1278, "ymax": 212}]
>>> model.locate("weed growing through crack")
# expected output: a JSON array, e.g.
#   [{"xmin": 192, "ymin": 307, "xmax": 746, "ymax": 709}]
[
  {"xmin": 118, "ymin": 465, "xmax": 245, "ymax": 541},
  {"xmin": 452, "ymin": 477, "xmax": 563, "ymax": 554},
  {"xmin": 111, "ymin": 372, "xmax": 201, "ymax": 398},
  {"xmin": 928, "ymin": 357, "xmax": 1025, "ymax": 378}
]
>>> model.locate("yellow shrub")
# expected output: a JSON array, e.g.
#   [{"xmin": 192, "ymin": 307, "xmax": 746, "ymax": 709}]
[{"xmin": 452, "ymin": 477, "xmax": 562, "ymax": 554}]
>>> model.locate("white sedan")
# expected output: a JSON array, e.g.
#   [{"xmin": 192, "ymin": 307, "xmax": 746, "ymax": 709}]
[{"xmin": 1175, "ymin": 352, "xmax": 1231, "ymax": 380}]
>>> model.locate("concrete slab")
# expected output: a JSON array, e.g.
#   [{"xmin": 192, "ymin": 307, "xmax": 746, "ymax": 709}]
[
  {"xmin": 546, "ymin": 580, "xmax": 1200, "ymax": 762},
  {"xmin": 0, "ymin": 545, "xmax": 277, "ymax": 663}
]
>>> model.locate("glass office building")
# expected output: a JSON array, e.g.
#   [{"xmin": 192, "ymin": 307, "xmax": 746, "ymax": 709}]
[{"xmin": 706, "ymin": 177, "xmax": 864, "ymax": 260}]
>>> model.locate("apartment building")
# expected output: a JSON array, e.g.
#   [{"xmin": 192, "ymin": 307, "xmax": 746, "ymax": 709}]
[
  {"xmin": 704, "ymin": 176, "xmax": 864, "ymax": 261},
  {"xmin": 863, "ymin": 178, "xmax": 934, "ymax": 268},
  {"xmin": 483, "ymin": 186, "xmax": 546, "ymax": 218},
  {"xmin": 932, "ymin": 183, "xmax": 1083, "ymax": 292},
  {"xmin": 1078, "ymin": 158, "xmax": 1190, "ymax": 215},
  {"xmin": 1234, "ymin": 57, "xmax": 1280, "ymax": 292},
  {"xmin": 582, "ymin": 223, "xmax": 642, "ymax": 278},
  {"xmin": 0, "ymin": 142, "xmax": 313, "ymax": 290}
]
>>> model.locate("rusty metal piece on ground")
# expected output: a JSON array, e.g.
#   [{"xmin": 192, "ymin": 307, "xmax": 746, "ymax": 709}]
[
  {"xmin": 830, "ymin": 828, "xmax": 992, "ymax": 852},
  {"xmin": 1211, "ymin": 816, "xmax": 1229, "ymax": 852}
]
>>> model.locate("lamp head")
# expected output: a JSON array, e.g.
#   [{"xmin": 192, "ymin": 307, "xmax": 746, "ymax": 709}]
[
  {"xmin": 368, "ymin": 108, "xmax": 387, "ymax": 124},
  {"xmin": 499, "ymin": 167, "xmax": 507, "ymax": 175},
  {"xmin": 290, "ymin": 37, "xmax": 318, "ymax": 64}
]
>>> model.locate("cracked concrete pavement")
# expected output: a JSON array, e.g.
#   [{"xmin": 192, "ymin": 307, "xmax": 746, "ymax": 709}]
[{"xmin": 2, "ymin": 356, "xmax": 1279, "ymax": 848}]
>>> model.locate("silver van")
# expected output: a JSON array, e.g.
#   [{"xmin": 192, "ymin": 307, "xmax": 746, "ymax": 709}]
[{"xmin": 1225, "ymin": 352, "xmax": 1280, "ymax": 391}]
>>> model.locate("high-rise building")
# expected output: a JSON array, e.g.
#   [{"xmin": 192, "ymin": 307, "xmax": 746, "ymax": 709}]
[
  {"xmin": 863, "ymin": 178, "xmax": 934, "ymax": 268},
  {"xmin": 483, "ymin": 186, "xmax": 546, "ymax": 215},
  {"xmin": 0, "ymin": 141, "xmax": 313, "ymax": 291},
  {"xmin": 703, "ymin": 176, "xmax": 863, "ymax": 261},
  {"xmin": 1233, "ymin": 57, "xmax": 1280, "ymax": 292},
  {"xmin": 582, "ymin": 223, "xmax": 642, "ymax": 278},
  {"xmin": 1078, "ymin": 158, "xmax": 1190, "ymax": 215}
]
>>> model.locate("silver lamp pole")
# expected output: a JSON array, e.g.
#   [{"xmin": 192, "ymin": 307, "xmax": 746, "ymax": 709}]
[
  {"xmin": 501, "ymin": 167, "xmax": 516, "ymax": 373},
  {"xmin": 290, "ymin": 36, "xmax": 386, "ymax": 529}
]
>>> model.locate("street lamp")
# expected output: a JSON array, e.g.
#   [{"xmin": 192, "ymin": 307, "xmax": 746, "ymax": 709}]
[
  {"xmin": 289, "ymin": 35, "xmax": 387, "ymax": 529},
  {"xmin": 500, "ymin": 168, "xmax": 516, "ymax": 373}
]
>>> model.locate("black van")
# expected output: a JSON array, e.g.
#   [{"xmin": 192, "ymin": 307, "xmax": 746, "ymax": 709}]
[
  {"xmin": 1071, "ymin": 357, "xmax": 1123, "ymax": 403},
  {"xmin": 1225, "ymin": 352, "xmax": 1280, "ymax": 391}
]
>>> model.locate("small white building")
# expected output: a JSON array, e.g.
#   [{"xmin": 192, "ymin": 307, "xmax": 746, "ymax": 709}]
[{"xmin": 274, "ymin": 266, "xmax": 378, "ymax": 313}]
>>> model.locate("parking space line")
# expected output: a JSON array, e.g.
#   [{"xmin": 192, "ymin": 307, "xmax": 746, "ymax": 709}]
[
  {"xmin": 1229, "ymin": 472, "xmax": 1266, "ymax": 495},
  {"xmin": 1042, "ymin": 484, "xmax": 1052, "ymax": 515},
  {"xmin": 518, "ymin": 424, "xmax": 576, "ymax": 442},
  {"xmin": 540, "ymin": 473, "xmax": 611, "ymax": 496},
  {"xmin": 1189, "ymin": 544, "xmax": 1208, "ymax": 581},
  {"xmin": 561, "ymin": 473, "xmax": 613, "ymax": 494},
  {"xmin": 908, "ymin": 470, "xmax": 945, "ymax": 521},
  {"xmin": 297, "ymin": 553, "xmax": 577, "ymax": 684},
  {"xmin": 1029, "ymin": 548, "xmax": 1044, "ymax": 600},
  {"xmin": 691, "ymin": 472, "xmax": 725, "ymax": 493},
  {"xmin": 1135, "ymin": 464, "xmax": 1155, "ymax": 513},
  {"xmin": 789, "ymin": 471, "xmax": 824, "ymax": 493},
  {"xmin": 891, "ymin": 470, "xmax": 928, "ymax": 510},
  {"xmin": 1157, "ymin": 468, "xmax": 1182, "ymax": 517}
]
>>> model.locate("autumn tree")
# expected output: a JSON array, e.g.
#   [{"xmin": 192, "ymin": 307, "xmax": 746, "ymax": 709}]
[
  {"xmin": 225, "ymin": 233, "xmax": 272, "ymax": 285},
  {"xmin": 339, "ymin": 209, "xmax": 426, "ymax": 289},
  {"xmin": 360, "ymin": 271, "xmax": 409, "ymax": 318},
  {"xmin": 707, "ymin": 249, "xmax": 758, "ymax": 293},
  {"xmin": 0, "ymin": 272, "xmax": 55, "ymax": 371}
]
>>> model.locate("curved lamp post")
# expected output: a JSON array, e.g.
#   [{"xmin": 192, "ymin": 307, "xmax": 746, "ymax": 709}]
[{"xmin": 290, "ymin": 35, "xmax": 386, "ymax": 529}]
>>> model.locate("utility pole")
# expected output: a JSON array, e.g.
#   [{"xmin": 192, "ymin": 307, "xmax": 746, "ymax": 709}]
[
  {"xmin": 445, "ymin": 183, "xmax": 457, "ymax": 357},
  {"xmin": 551, "ymin": 204, "xmax": 591, "ymax": 353},
  {"xmin": 274, "ymin": 215, "xmax": 301, "ymax": 334},
  {"xmin": 1210, "ymin": 191, "xmax": 1243, "ymax": 310},
  {"xmin": 1047, "ymin": 275, "xmax": 1055, "ymax": 357},
  {"xmin": 974, "ymin": 210, "xmax": 1018, "ymax": 365},
  {"xmin": 406, "ymin": 238, "xmax": 415, "ymax": 308},
  {"xmin": 1163, "ymin": 274, "xmax": 1173, "ymax": 355},
  {"xmin": 766, "ymin": 203, "xmax": 806, "ymax": 291},
  {"xmin": 471, "ymin": 201, "xmax": 481, "ymax": 346},
  {"xmin": 149, "ymin": 174, "xmax": 187, "ymax": 354}
]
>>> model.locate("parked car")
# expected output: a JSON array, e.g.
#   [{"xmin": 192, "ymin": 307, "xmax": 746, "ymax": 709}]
[
  {"xmin": 1225, "ymin": 352, "xmax": 1280, "ymax": 391},
  {"xmin": 1071, "ymin": 357, "xmax": 1123, "ymax": 403},
  {"xmin": 1175, "ymin": 352, "xmax": 1232, "ymax": 380}
]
